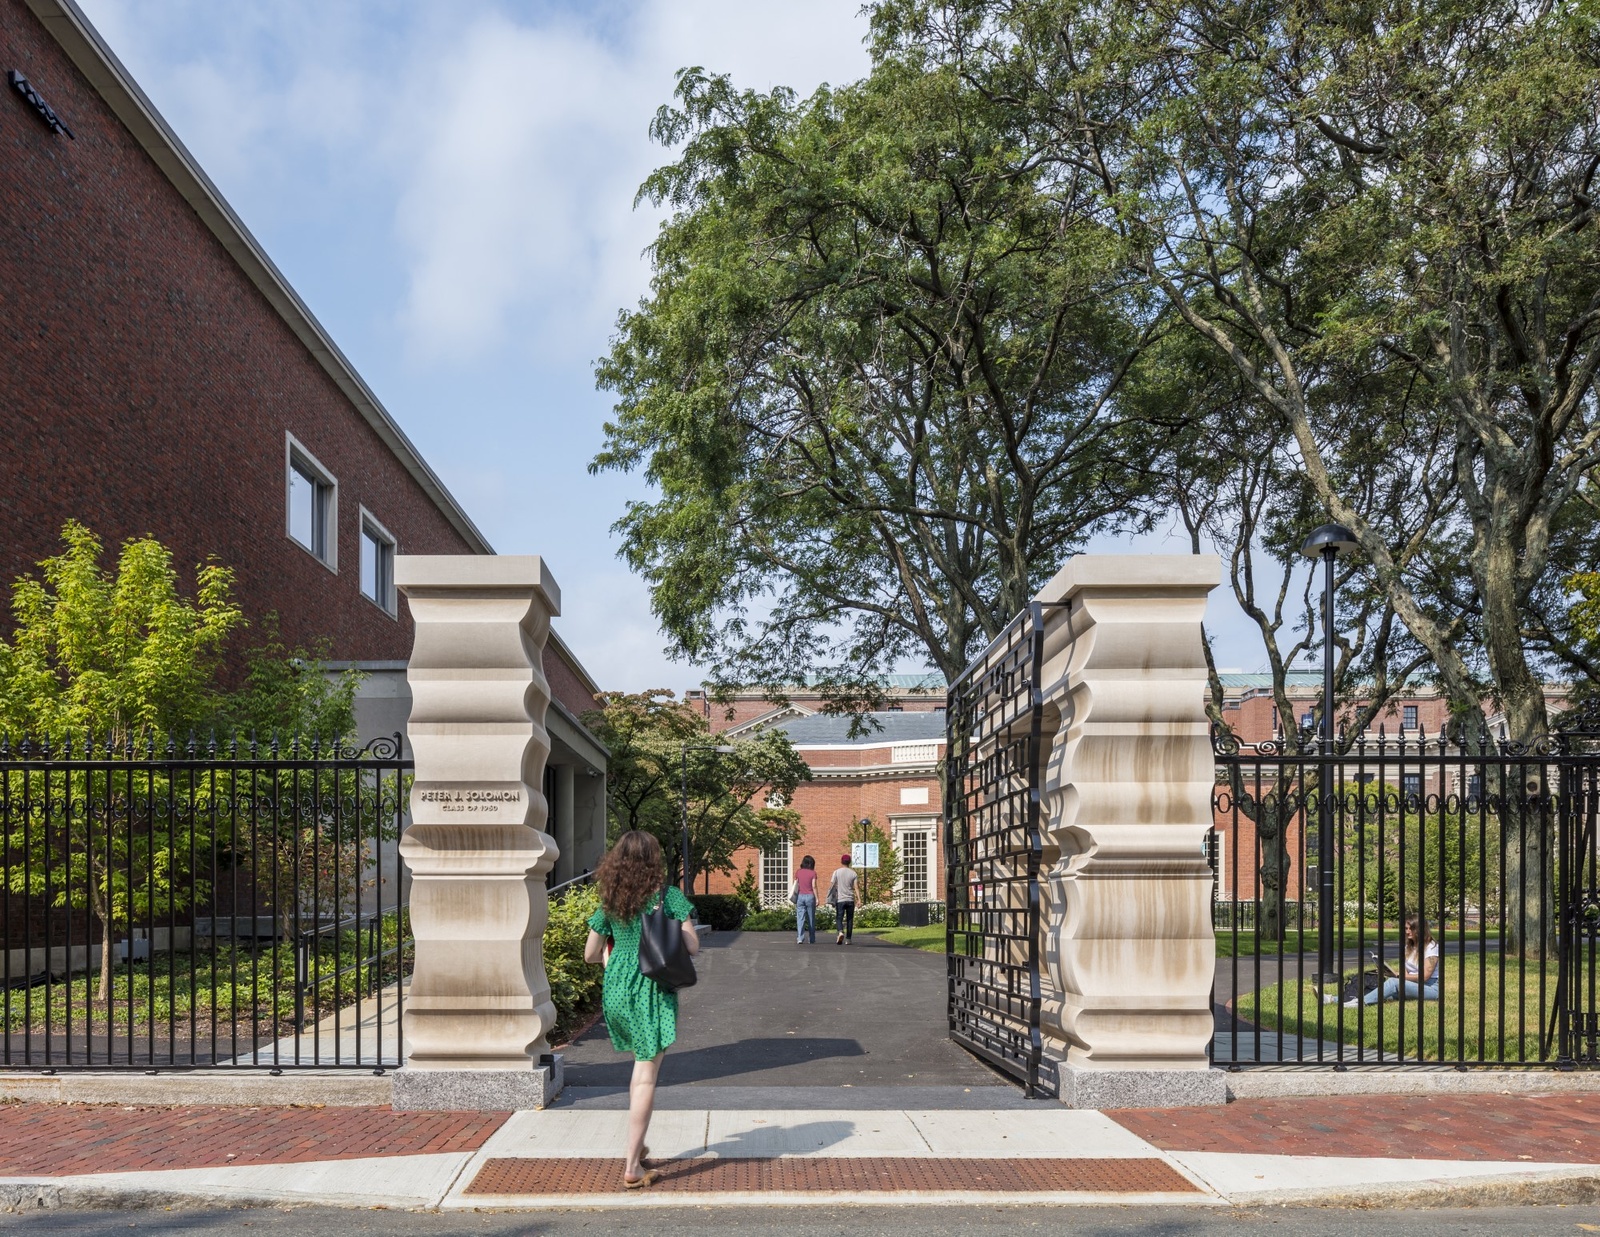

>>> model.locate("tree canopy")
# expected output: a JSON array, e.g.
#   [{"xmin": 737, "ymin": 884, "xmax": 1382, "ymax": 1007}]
[
  {"xmin": 595, "ymin": 58, "xmax": 1168, "ymax": 701},
  {"xmin": 582, "ymin": 690, "xmax": 812, "ymax": 888},
  {"xmin": 599, "ymin": 0, "xmax": 1600, "ymax": 748}
]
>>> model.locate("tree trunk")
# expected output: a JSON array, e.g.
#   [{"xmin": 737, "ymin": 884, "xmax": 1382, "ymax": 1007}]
[
  {"xmin": 93, "ymin": 879, "xmax": 112, "ymax": 1004},
  {"xmin": 1480, "ymin": 536, "xmax": 1554, "ymax": 956}
]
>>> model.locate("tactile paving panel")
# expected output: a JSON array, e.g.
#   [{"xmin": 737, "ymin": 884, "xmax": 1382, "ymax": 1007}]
[{"xmin": 465, "ymin": 1156, "xmax": 1199, "ymax": 1195}]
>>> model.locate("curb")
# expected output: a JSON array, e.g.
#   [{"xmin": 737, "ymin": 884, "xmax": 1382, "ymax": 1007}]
[
  {"xmin": 1223, "ymin": 1069, "xmax": 1600, "ymax": 1100},
  {"xmin": 7, "ymin": 1166, "xmax": 1600, "ymax": 1213},
  {"xmin": 1224, "ymin": 1165, "xmax": 1600, "ymax": 1209},
  {"xmin": 0, "ymin": 1071, "xmax": 392, "ymax": 1107}
]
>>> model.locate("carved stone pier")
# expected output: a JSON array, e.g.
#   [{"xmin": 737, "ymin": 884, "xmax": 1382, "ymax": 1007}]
[
  {"xmin": 390, "ymin": 556, "xmax": 564, "ymax": 1111},
  {"xmin": 1035, "ymin": 555, "xmax": 1227, "ymax": 1108}
]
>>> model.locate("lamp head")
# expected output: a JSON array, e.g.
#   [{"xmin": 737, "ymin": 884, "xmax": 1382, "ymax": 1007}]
[{"xmin": 1299, "ymin": 523, "xmax": 1359, "ymax": 560}]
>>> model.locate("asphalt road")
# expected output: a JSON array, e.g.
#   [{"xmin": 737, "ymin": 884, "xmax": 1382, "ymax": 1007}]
[
  {"xmin": 560, "ymin": 930, "xmax": 1003, "ymax": 1090},
  {"xmin": 5, "ymin": 1205, "xmax": 1598, "ymax": 1235}
]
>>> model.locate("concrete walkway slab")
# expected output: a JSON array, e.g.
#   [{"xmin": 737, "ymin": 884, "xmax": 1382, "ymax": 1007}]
[
  {"xmin": 702, "ymin": 1109, "xmax": 925, "ymax": 1158},
  {"xmin": 1, "ymin": 1151, "xmax": 472, "ymax": 1209},
  {"xmin": 908, "ymin": 1110, "xmax": 1154, "ymax": 1158},
  {"xmin": 1170, "ymin": 1151, "xmax": 1583, "ymax": 1203},
  {"xmin": 479, "ymin": 1109, "xmax": 709, "ymax": 1160}
]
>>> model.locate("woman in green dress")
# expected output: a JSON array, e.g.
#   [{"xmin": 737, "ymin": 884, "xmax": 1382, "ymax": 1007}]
[{"xmin": 583, "ymin": 829, "xmax": 699, "ymax": 1188}]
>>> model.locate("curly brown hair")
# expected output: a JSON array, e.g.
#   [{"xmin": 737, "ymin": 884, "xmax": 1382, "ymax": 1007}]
[{"xmin": 597, "ymin": 830, "xmax": 666, "ymax": 922}]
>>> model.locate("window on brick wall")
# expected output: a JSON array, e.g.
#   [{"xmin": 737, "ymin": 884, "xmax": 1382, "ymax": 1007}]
[
  {"xmin": 1402, "ymin": 704, "xmax": 1419, "ymax": 730},
  {"xmin": 359, "ymin": 508, "xmax": 396, "ymax": 616},
  {"xmin": 286, "ymin": 436, "xmax": 336, "ymax": 570},
  {"xmin": 761, "ymin": 839, "xmax": 792, "ymax": 908},
  {"xmin": 897, "ymin": 825, "xmax": 932, "ymax": 902}
]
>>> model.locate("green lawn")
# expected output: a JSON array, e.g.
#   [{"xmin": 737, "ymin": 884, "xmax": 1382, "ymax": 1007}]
[
  {"xmin": 1212, "ymin": 927, "xmax": 1410, "ymax": 958},
  {"xmin": 2, "ymin": 923, "xmax": 410, "ymax": 1035},
  {"xmin": 1237, "ymin": 954, "xmax": 1558, "ymax": 1064}
]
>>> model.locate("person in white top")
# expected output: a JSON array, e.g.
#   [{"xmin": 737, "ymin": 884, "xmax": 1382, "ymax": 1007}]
[
  {"xmin": 1348, "ymin": 912, "xmax": 1441, "ymax": 1007},
  {"xmin": 828, "ymin": 854, "xmax": 859, "ymax": 945}
]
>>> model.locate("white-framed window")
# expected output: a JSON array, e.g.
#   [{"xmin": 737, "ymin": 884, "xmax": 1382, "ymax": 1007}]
[
  {"xmin": 894, "ymin": 818, "xmax": 936, "ymax": 902},
  {"xmin": 1402, "ymin": 704, "xmax": 1419, "ymax": 730},
  {"xmin": 760, "ymin": 839, "xmax": 792, "ymax": 908},
  {"xmin": 285, "ymin": 435, "xmax": 337, "ymax": 570},
  {"xmin": 358, "ymin": 507, "xmax": 396, "ymax": 616}
]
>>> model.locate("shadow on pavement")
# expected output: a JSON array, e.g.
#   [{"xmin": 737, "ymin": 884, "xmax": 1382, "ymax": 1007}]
[{"xmin": 570, "ymin": 1036, "xmax": 867, "ymax": 1087}]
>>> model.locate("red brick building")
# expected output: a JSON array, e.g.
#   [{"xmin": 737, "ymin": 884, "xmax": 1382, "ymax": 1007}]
[
  {"xmin": 0, "ymin": 0, "xmax": 607, "ymax": 879},
  {"xmin": 689, "ymin": 681, "xmax": 946, "ymax": 907}
]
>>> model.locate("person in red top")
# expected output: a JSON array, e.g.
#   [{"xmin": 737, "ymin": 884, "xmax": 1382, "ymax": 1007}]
[{"xmin": 790, "ymin": 855, "xmax": 820, "ymax": 944}]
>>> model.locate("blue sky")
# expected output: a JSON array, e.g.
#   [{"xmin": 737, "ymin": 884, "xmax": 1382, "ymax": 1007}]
[{"xmin": 77, "ymin": 0, "xmax": 1281, "ymax": 689}]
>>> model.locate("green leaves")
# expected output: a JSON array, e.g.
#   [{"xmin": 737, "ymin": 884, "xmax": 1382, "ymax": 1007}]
[
  {"xmin": 0, "ymin": 521, "xmax": 243, "ymax": 745},
  {"xmin": 581, "ymin": 691, "xmax": 812, "ymax": 885},
  {"xmin": 595, "ymin": 52, "xmax": 1164, "ymax": 692}
]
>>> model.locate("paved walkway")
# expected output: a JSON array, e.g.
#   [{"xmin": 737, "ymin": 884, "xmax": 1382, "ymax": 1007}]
[
  {"xmin": 561, "ymin": 931, "xmax": 1000, "ymax": 1090},
  {"xmin": 4, "ymin": 1095, "xmax": 1600, "ymax": 1210}
]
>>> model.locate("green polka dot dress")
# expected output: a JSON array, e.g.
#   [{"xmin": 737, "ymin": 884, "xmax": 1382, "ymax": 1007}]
[{"xmin": 587, "ymin": 885, "xmax": 694, "ymax": 1061}]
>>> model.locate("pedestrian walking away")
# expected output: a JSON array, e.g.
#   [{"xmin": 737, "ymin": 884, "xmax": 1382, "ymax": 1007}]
[
  {"xmin": 791, "ymin": 854, "xmax": 819, "ymax": 944},
  {"xmin": 583, "ymin": 830, "xmax": 700, "ymax": 1189},
  {"xmin": 828, "ymin": 853, "xmax": 858, "ymax": 944}
]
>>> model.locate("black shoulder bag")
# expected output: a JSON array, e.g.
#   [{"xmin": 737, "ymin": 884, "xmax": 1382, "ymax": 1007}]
[{"xmin": 638, "ymin": 886, "xmax": 697, "ymax": 993}]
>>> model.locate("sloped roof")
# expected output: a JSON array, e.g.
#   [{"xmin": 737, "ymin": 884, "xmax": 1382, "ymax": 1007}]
[
  {"xmin": 768, "ymin": 711, "xmax": 946, "ymax": 746},
  {"xmin": 28, "ymin": 0, "xmax": 491, "ymax": 555}
]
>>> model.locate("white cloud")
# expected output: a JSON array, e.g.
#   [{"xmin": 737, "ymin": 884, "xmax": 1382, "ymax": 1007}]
[{"xmin": 392, "ymin": 0, "xmax": 871, "ymax": 361}]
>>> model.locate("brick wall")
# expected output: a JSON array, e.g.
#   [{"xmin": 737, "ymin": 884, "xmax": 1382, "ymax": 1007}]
[{"xmin": 0, "ymin": 0, "xmax": 474, "ymax": 666}]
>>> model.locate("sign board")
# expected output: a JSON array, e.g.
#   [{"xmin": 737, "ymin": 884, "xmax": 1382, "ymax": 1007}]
[{"xmin": 851, "ymin": 841, "xmax": 880, "ymax": 869}]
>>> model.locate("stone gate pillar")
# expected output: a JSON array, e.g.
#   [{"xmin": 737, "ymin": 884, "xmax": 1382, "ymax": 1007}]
[
  {"xmin": 1035, "ymin": 555, "xmax": 1226, "ymax": 1107},
  {"xmin": 390, "ymin": 556, "xmax": 563, "ymax": 1110}
]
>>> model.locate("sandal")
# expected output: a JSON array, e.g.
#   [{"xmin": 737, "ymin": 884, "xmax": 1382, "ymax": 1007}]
[{"xmin": 623, "ymin": 1169, "xmax": 662, "ymax": 1190}]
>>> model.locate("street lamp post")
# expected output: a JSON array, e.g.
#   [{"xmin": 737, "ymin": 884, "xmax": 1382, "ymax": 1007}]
[
  {"xmin": 1299, "ymin": 522, "xmax": 1359, "ymax": 998},
  {"xmin": 681, "ymin": 742, "xmax": 736, "ymax": 895}
]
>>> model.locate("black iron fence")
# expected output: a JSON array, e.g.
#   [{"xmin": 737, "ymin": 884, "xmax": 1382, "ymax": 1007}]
[
  {"xmin": 1, "ymin": 734, "xmax": 412, "ymax": 1071},
  {"xmin": 944, "ymin": 601, "xmax": 1054, "ymax": 1095},
  {"xmin": 1211, "ymin": 714, "xmax": 1600, "ymax": 1069}
]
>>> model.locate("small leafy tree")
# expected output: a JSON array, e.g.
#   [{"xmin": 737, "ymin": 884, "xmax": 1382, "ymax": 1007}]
[
  {"xmin": 733, "ymin": 861, "xmax": 762, "ymax": 914},
  {"xmin": 583, "ymin": 690, "xmax": 812, "ymax": 887},
  {"xmin": 0, "ymin": 522, "xmax": 242, "ymax": 1000},
  {"xmin": 845, "ymin": 816, "xmax": 901, "ymax": 905}
]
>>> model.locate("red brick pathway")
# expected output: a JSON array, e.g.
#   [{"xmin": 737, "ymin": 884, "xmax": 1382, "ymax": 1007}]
[
  {"xmin": 1113, "ymin": 1094, "xmax": 1600, "ymax": 1163},
  {"xmin": 0, "ymin": 1105, "xmax": 508, "ymax": 1176},
  {"xmin": 466, "ymin": 1156, "xmax": 1199, "ymax": 1195}
]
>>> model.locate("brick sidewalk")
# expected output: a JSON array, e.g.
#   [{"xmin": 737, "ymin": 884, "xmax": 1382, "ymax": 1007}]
[
  {"xmin": 1113, "ymin": 1094, "xmax": 1600, "ymax": 1163},
  {"xmin": 0, "ymin": 1105, "xmax": 508, "ymax": 1176}
]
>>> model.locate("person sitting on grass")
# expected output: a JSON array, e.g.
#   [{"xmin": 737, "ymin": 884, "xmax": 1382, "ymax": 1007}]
[{"xmin": 1345, "ymin": 912, "xmax": 1440, "ymax": 1008}]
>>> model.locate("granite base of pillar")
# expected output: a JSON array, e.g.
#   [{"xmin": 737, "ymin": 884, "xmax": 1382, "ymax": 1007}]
[
  {"xmin": 391, "ymin": 1055, "xmax": 563, "ymax": 1112},
  {"xmin": 1043, "ymin": 1055, "xmax": 1226, "ymax": 1110}
]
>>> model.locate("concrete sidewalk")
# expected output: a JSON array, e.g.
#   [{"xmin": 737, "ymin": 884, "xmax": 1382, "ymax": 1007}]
[{"xmin": 4, "ymin": 1091, "xmax": 1600, "ymax": 1212}]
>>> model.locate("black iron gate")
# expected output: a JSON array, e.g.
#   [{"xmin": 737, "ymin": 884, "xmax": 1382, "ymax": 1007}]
[
  {"xmin": 1212, "ymin": 712, "xmax": 1600, "ymax": 1069},
  {"xmin": 944, "ymin": 602, "xmax": 1052, "ymax": 1093},
  {"xmin": 1, "ymin": 734, "xmax": 412, "ymax": 1070},
  {"xmin": 1554, "ymin": 712, "xmax": 1600, "ymax": 1064}
]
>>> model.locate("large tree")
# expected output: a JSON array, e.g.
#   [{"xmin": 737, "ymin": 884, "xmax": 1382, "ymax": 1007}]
[
  {"xmin": 881, "ymin": 0, "xmax": 1600, "ymax": 744},
  {"xmin": 594, "ymin": 59, "xmax": 1168, "ymax": 701}
]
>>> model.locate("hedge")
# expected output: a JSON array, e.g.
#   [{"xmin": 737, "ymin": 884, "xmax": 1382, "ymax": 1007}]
[
  {"xmin": 739, "ymin": 902, "xmax": 904, "ymax": 932},
  {"xmin": 688, "ymin": 893, "xmax": 748, "ymax": 931}
]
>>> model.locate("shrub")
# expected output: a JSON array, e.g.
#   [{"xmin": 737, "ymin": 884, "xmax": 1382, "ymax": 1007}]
[
  {"xmin": 740, "ymin": 908, "xmax": 796, "ymax": 931},
  {"xmin": 689, "ymin": 893, "xmax": 747, "ymax": 930},
  {"xmin": 854, "ymin": 902, "xmax": 901, "ymax": 929},
  {"xmin": 543, "ymin": 883, "xmax": 604, "ymax": 1043}
]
